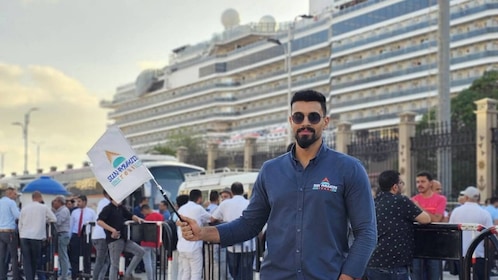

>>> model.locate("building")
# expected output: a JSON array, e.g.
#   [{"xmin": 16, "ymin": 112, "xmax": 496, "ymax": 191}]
[{"xmin": 101, "ymin": 0, "xmax": 498, "ymax": 154}]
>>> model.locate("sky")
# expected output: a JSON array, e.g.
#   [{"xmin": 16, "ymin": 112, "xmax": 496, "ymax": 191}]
[{"xmin": 0, "ymin": 0, "xmax": 309, "ymax": 176}]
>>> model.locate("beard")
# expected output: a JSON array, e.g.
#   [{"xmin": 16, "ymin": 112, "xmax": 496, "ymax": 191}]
[{"xmin": 295, "ymin": 127, "xmax": 319, "ymax": 149}]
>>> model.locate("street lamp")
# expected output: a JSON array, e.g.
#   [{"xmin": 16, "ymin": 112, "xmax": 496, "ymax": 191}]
[
  {"xmin": 12, "ymin": 107, "xmax": 38, "ymax": 174},
  {"xmin": 268, "ymin": 14, "xmax": 313, "ymax": 145},
  {"xmin": 32, "ymin": 141, "xmax": 44, "ymax": 171}
]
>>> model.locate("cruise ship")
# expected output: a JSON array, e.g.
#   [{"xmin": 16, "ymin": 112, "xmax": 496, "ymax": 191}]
[{"xmin": 101, "ymin": 0, "xmax": 498, "ymax": 153}]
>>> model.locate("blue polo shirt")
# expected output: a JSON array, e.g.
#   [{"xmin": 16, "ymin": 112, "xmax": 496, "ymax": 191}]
[{"xmin": 217, "ymin": 141, "xmax": 377, "ymax": 279}]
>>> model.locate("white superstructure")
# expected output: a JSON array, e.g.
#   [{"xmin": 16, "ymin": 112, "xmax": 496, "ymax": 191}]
[{"xmin": 101, "ymin": 0, "xmax": 498, "ymax": 152}]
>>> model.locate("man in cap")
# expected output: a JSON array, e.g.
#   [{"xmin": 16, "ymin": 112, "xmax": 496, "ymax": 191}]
[{"xmin": 449, "ymin": 186, "xmax": 493, "ymax": 280}]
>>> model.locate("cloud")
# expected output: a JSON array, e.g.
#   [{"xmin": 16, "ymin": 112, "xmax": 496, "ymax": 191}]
[{"xmin": 0, "ymin": 63, "xmax": 108, "ymax": 175}]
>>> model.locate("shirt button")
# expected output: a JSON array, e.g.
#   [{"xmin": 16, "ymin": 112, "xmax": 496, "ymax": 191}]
[
  {"xmin": 297, "ymin": 228, "xmax": 301, "ymax": 232},
  {"xmin": 296, "ymin": 249, "xmax": 300, "ymax": 253},
  {"xmin": 299, "ymin": 188, "xmax": 303, "ymax": 191},
  {"xmin": 298, "ymin": 269, "xmax": 302, "ymax": 273}
]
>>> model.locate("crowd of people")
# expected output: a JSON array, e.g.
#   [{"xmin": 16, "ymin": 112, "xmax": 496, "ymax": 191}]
[{"xmin": 0, "ymin": 188, "xmax": 178, "ymax": 280}]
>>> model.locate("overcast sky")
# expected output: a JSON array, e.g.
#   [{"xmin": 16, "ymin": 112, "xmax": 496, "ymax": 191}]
[{"xmin": 0, "ymin": 0, "xmax": 309, "ymax": 175}]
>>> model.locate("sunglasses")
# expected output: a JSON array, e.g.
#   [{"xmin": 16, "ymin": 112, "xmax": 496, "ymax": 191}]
[{"xmin": 291, "ymin": 112, "xmax": 323, "ymax": 124}]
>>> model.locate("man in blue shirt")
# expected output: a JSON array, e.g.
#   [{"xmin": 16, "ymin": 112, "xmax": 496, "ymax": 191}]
[
  {"xmin": 178, "ymin": 89, "xmax": 377, "ymax": 280},
  {"xmin": 0, "ymin": 186, "xmax": 20, "ymax": 280}
]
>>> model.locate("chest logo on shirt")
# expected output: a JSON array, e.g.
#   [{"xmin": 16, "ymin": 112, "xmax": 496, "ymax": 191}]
[{"xmin": 312, "ymin": 177, "xmax": 338, "ymax": 192}]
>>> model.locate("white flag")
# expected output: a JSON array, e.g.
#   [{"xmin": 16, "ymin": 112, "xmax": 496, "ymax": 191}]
[{"xmin": 87, "ymin": 126, "xmax": 153, "ymax": 204}]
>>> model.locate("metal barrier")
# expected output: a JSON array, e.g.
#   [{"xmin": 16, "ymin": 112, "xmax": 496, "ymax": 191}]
[
  {"xmin": 413, "ymin": 223, "xmax": 498, "ymax": 280},
  {"xmin": 462, "ymin": 225, "xmax": 498, "ymax": 280},
  {"xmin": 127, "ymin": 220, "xmax": 177, "ymax": 280}
]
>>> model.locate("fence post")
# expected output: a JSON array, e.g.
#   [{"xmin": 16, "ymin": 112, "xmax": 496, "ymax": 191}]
[
  {"xmin": 244, "ymin": 136, "xmax": 258, "ymax": 171},
  {"xmin": 474, "ymin": 98, "xmax": 498, "ymax": 199},
  {"xmin": 398, "ymin": 112, "xmax": 417, "ymax": 196},
  {"xmin": 335, "ymin": 122, "xmax": 352, "ymax": 154},
  {"xmin": 207, "ymin": 141, "xmax": 219, "ymax": 172}
]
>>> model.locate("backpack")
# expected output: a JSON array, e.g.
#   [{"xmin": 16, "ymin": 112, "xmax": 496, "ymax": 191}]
[{"xmin": 163, "ymin": 219, "xmax": 179, "ymax": 252}]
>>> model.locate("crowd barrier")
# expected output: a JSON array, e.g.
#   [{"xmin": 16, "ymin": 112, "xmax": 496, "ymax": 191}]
[
  {"xmin": 13, "ymin": 221, "xmax": 498, "ymax": 279},
  {"xmin": 412, "ymin": 222, "xmax": 498, "ymax": 280}
]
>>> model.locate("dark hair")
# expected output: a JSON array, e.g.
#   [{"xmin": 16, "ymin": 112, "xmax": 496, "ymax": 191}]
[
  {"xmin": 378, "ymin": 170, "xmax": 400, "ymax": 192},
  {"xmin": 176, "ymin": 194, "xmax": 189, "ymax": 208},
  {"xmin": 231, "ymin": 182, "xmax": 244, "ymax": 196},
  {"xmin": 140, "ymin": 204, "xmax": 151, "ymax": 211},
  {"xmin": 416, "ymin": 171, "xmax": 433, "ymax": 181},
  {"xmin": 290, "ymin": 89, "xmax": 327, "ymax": 115},
  {"xmin": 209, "ymin": 191, "xmax": 219, "ymax": 202},
  {"xmin": 189, "ymin": 189, "xmax": 202, "ymax": 202},
  {"xmin": 160, "ymin": 200, "xmax": 168, "ymax": 207}
]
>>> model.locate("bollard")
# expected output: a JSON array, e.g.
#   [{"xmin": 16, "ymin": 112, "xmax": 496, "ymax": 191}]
[
  {"xmin": 53, "ymin": 252, "xmax": 59, "ymax": 272},
  {"xmin": 119, "ymin": 253, "xmax": 125, "ymax": 276}
]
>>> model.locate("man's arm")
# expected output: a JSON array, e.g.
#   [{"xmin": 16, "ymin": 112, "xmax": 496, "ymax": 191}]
[
  {"xmin": 177, "ymin": 215, "xmax": 220, "ymax": 243},
  {"xmin": 415, "ymin": 211, "xmax": 431, "ymax": 224}
]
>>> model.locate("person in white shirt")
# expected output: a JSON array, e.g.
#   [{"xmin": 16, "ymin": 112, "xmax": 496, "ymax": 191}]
[
  {"xmin": 177, "ymin": 189, "xmax": 212, "ymax": 280},
  {"xmin": 92, "ymin": 190, "xmax": 111, "ymax": 280},
  {"xmin": 212, "ymin": 182, "xmax": 255, "ymax": 280},
  {"xmin": 69, "ymin": 195, "xmax": 96, "ymax": 279},
  {"xmin": 449, "ymin": 186, "xmax": 493, "ymax": 280},
  {"xmin": 18, "ymin": 191, "xmax": 57, "ymax": 280}
]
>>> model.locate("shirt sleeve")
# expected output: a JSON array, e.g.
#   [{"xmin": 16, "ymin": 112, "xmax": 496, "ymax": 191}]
[
  {"xmin": 123, "ymin": 206, "xmax": 133, "ymax": 220},
  {"xmin": 47, "ymin": 206, "xmax": 57, "ymax": 223},
  {"xmin": 341, "ymin": 159, "xmax": 377, "ymax": 278},
  {"xmin": 98, "ymin": 205, "xmax": 110, "ymax": 222},
  {"xmin": 10, "ymin": 201, "xmax": 20, "ymax": 219},
  {"xmin": 435, "ymin": 195, "xmax": 447, "ymax": 215},
  {"xmin": 217, "ymin": 170, "xmax": 270, "ymax": 247},
  {"xmin": 401, "ymin": 196, "xmax": 423, "ymax": 221}
]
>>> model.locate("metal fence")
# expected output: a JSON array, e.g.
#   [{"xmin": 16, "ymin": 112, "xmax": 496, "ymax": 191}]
[
  {"xmin": 347, "ymin": 135, "xmax": 399, "ymax": 189},
  {"xmin": 411, "ymin": 122, "xmax": 476, "ymax": 200}
]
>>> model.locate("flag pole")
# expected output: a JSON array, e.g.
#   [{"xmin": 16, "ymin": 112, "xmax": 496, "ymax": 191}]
[{"xmin": 146, "ymin": 171, "xmax": 184, "ymax": 222}]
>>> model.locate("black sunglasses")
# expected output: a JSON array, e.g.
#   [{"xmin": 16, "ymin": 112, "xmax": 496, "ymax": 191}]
[{"xmin": 291, "ymin": 112, "xmax": 323, "ymax": 124}]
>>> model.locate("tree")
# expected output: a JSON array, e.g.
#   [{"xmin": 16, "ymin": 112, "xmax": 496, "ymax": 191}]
[
  {"xmin": 146, "ymin": 131, "xmax": 205, "ymax": 166},
  {"xmin": 451, "ymin": 70, "xmax": 498, "ymax": 128}
]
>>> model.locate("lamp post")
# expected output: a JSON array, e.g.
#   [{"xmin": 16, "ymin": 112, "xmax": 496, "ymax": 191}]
[
  {"xmin": 268, "ymin": 14, "xmax": 313, "ymax": 145},
  {"xmin": 12, "ymin": 107, "xmax": 38, "ymax": 175},
  {"xmin": 32, "ymin": 141, "xmax": 43, "ymax": 171}
]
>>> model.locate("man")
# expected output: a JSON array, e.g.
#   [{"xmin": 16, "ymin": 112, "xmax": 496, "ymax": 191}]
[
  {"xmin": 92, "ymin": 190, "xmax": 111, "ymax": 280},
  {"xmin": 366, "ymin": 170, "xmax": 431, "ymax": 280},
  {"xmin": 431, "ymin": 180, "xmax": 449, "ymax": 222},
  {"xmin": 52, "ymin": 195, "xmax": 71, "ymax": 280},
  {"xmin": 0, "ymin": 187, "xmax": 20, "ymax": 280},
  {"xmin": 133, "ymin": 197, "xmax": 149, "ymax": 219},
  {"xmin": 449, "ymin": 186, "xmax": 493, "ymax": 280},
  {"xmin": 483, "ymin": 197, "xmax": 498, "ymax": 225},
  {"xmin": 69, "ymin": 195, "xmax": 96, "ymax": 280},
  {"xmin": 97, "ymin": 196, "xmax": 145, "ymax": 280},
  {"xmin": 178, "ymin": 89, "xmax": 377, "ymax": 279},
  {"xmin": 220, "ymin": 188, "xmax": 232, "ymax": 201},
  {"xmin": 140, "ymin": 204, "xmax": 164, "ymax": 280},
  {"xmin": 212, "ymin": 182, "xmax": 255, "ymax": 280},
  {"xmin": 411, "ymin": 171, "xmax": 447, "ymax": 280},
  {"xmin": 177, "ymin": 189, "xmax": 213, "ymax": 280},
  {"xmin": 18, "ymin": 191, "xmax": 57, "ymax": 280},
  {"xmin": 205, "ymin": 191, "xmax": 219, "ymax": 213},
  {"xmin": 158, "ymin": 200, "xmax": 171, "ymax": 221}
]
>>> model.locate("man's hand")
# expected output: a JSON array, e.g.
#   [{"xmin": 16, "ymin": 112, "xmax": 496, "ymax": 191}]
[
  {"xmin": 338, "ymin": 274, "xmax": 356, "ymax": 280},
  {"xmin": 177, "ymin": 215, "xmax": 201, "ymax": 241}
]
